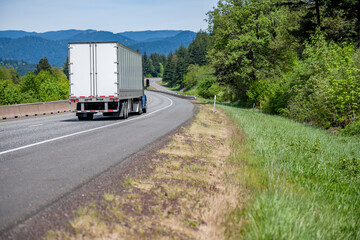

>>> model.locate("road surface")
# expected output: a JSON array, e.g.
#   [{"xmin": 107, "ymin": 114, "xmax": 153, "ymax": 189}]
[
  {"xmin": 0, "ymin": 91, "xmax": 194, "ymax": 232},
  {"xmin": 146, "ymin": 78, "xmax": 174, "ymax": 93}
]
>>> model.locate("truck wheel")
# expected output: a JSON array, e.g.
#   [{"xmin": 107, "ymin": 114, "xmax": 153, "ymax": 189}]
[
  {"xmin": 125, "ymin": 103, "xmax": 129, "ymax": 119},
  {"xmin": 138, "ymin": 100, "xmax": 143, "ymax": 115},
  {"xmin": 78, "ymin": 114, "xmax": 93, "ymax": 121},
  {"xmin": 122, "ymin": 102, "xmax": 128, "ymax": 119}
]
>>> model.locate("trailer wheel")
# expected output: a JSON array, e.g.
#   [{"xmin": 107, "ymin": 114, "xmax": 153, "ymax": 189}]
[
  {"xmin": 122, "ymin": 102, "xmax": 129, "ymax": 119},
  {"xmin": 138, "ymin": 100, "xmax": 143, "ymax": 115},
  {"xmin": 78, "ymin": 116, "xmax": 86, "ymax": 121},
  {"xmin": 125, "ymin": 103, "xmax": 129, "ymax": 119}
]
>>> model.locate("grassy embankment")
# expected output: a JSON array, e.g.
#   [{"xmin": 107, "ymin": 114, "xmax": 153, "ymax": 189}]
[
  {"xmin": 46, "ymin": 104, "xmax": 243, "ymax": 239},
  {"xmin": 153, "ymin": 80, "xmax": 360, "ymax": 238},
  {"xmin": 222, "ymin": 105, "xmax": 360, "ymax": 239},
  {"xmin": 45, "ymin": 100, "xmax": 359, "ymax": 239}
]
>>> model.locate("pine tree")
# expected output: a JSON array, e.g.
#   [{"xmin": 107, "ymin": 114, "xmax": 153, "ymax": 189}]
[
  {"xmin": 34, "ymin": 57, "xmax": 52, "ymax": 75},
  {"xmin": 142, "ymin": 52, "xmax": 150, "ymax": 76},
  {"xmin": 163, "ymin": 51, "xmax": 175, "ymax": 84},
  {"xmin": 63, "ymin": 57, "xmax": 69, "ymax": 79},
  {"xmin": 188, "ymin": 31, "xmax": 210, "ymax": 66},
  {"xmin": 173, "ymin": 45, "xmax": 189, "ymax": 88}
]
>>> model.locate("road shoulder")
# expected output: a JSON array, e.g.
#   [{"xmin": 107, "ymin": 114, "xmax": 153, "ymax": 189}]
[{"xmin": 3, "ymin": 103, "xmax": 244, "ymax": 239}]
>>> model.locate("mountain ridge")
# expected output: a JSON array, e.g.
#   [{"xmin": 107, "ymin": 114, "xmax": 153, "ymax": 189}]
[{"xmin": 0, "ymin": 29, "xmax": 196, "ymax": 66}]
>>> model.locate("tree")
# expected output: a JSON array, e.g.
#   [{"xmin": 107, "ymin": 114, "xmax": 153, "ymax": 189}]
[
  {"xmin": 284, "ymin": 0, "xmax": 360, "ymax": 44},
  {"xmin": 148, "ymin": 59, "xmax": 155, "ymax": 77},
  {"xmin": 163, "ymin": 51, "xmax": 175, "ymax": 84},
  {"xmin": 0, "ymin": 66, "xmax": 20, "ymax": 84},
  {"xmin": 0, "ymin": 80, "xmax": 22, "ymax": 105},
  {"xmin": 34, "ymin": 57, "xmax": 52, "ymax": 75},
  {"xmin": 173, "ymin": 45, "xmax": 189, "ymax": 88},
  {"xmin": 142, "ymin": 52, "xmax": 151, "ymax": 77},
  {"xmin": 207, "ymin": 0, "xmax": 286, "ymax": 103},
  {"xmin": 188, "ymin": 31, "xmax": 210, "ymax": 66},
  {"xmin": 63, "ymin": 57, "xmax": 69, "ymax": 79}
]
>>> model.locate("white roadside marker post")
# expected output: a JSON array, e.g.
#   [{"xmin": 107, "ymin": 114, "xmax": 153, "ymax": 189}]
[{"xmin": 213, "ymin": 95, "xmax": 216, "ymax": 112}]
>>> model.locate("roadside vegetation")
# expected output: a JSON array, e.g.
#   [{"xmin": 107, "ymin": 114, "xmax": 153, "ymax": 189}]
[
  {"xmin": 223, "ymin": 106, "xmax": 360, "ymax": 239},
  {"xmin": 162, "ymin": 0, "xmax": 360, "ymax": 136},
  {"xmin": 0, "ymin": 57, "xmax": 68, "ymax": 105},
  {"xmin": 157, "ymin": 1, "xmax": 360, "ymax": 237},
  {"xmin": 41, "ymin": 100, "xmax": 360, "ymax": 239},
  {"xmin": 142, "ymin": 52, "xmax": 166, "ymax": 78}
]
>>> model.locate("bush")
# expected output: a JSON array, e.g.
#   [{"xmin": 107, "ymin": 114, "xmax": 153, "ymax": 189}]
[
  {"xmin": 0, "ymin": 80, "xmax": 22, "ymax": 105},
  {"xmin": 342, "ymin": 121, "xmax": 360, "ymax": 136},
  {"xmin": 0, "ymin": 66, "xmax": 69, "ymax": 105},
  {"xmin": 197, "ymin": 75, "xmax": 218, "ymax": 99},
  {"xmin": 277, "ymin": 30, "xmax": 360, "ymax": 128}
]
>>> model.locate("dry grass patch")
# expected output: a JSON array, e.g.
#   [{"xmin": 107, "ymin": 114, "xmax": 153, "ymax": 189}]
[{"xmin": 45, "ymin": 104, "xmax": 244, "ymax": 240}]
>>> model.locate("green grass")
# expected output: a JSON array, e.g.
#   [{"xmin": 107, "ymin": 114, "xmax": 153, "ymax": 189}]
[{"xmin": 221, "ymin": 106, "xmax": 360, "ymax": 239}]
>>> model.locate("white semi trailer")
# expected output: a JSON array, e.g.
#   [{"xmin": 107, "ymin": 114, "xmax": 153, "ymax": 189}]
[{"xmin": 68, "ymin": 42, "xmax": 147, "ymax": 120}]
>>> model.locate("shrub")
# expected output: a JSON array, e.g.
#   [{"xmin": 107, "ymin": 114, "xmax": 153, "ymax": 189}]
[{"xmin": 342, "ymin": 121, "xmax": 360, "ymax": 136}]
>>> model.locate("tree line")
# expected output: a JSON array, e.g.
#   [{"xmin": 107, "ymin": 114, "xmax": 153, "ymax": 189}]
[
  {"xmin": 162, "ymin": 0, "xmax": 360, "ymax": 132},
  {"xmin": 0, "ymin": 57, "xmax": 69, "ymax": 105},
  {"xmin": 143, "ymin": 52, "xmax": 166, "ymax": 78}
]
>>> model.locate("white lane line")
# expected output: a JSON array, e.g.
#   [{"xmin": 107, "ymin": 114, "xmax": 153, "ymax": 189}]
[{"xmin": 0, "ymin": 94, "xmax": 174, "ymax": 156}]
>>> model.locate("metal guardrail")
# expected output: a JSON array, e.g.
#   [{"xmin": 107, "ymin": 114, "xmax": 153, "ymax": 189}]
[
  {"xmin": 0, "ymin": 100, "xmax": 74, "ymax": 120},
  {"xmin": 147, "ymin": 89, "xmax": 197, "ymax": 100}
]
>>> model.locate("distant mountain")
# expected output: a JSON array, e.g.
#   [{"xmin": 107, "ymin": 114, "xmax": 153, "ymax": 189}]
[
  {"xmin": 0, "ymin": 59, "xmax": 36, "ymax": 76},
  {"xmin": 67, "ymin": 30, "xmax": 136, "ymax": 45},
  {"xmin": 0, "ymin": 29, "xmax": 197, "ymax": 66},
  {"xmin": 129, "ymin": 31, "xmax": 197, "ymax": 55},
  {"xmin": 0, "ymin": 36, "xmax": 68, "ymax": 66},
  {"xmin": 0, "ymin": 30, "xmax": 37, "ymax": 39},
  {"xmin": 37, "ymin": 29, "xmax": 94, "ymax": 41},
  {"xmin": 120, "ymin": 30, "xmax": 183, "ymax": 42},
  {"xmin": 0, "ymin": 29, "xmax": 92, "ymax": 40}
]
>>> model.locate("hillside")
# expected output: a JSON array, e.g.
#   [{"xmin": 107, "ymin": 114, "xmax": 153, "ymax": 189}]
[
  {"xmin": 0, "ymin": 59, "xmax": 36, "ymax": 76},
  {"xmin": 0, "ymin": 29, "xmax": 196, "ymax": 66},
  {"xmin": 120, "ymin": 30, "xmax": 183, "ymax": 42}
]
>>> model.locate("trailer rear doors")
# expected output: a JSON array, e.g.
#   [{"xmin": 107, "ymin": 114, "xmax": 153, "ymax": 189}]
[{"xmin": 69, "ymin": 42, "xmax": 118, "ymax": 97}]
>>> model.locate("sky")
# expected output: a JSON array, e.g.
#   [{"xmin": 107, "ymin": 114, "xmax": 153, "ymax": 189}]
[{"xmin": 0, "ymin": 0, "xmax": 219, "ymax": 33}]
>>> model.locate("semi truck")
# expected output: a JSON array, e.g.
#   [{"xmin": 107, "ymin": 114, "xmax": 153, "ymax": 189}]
[{"xmin": 68, "ymin": 42, "xmax": 147, "ymax": 120}]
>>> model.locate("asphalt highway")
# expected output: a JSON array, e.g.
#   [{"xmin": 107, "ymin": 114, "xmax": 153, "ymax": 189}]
[
  {"xmin": 0, "ymin": 91, "xmax": 194, "ymax": 232},
  {"xmin": 147, "ymin": 78, "xmax": 173, "ymax": 93}
]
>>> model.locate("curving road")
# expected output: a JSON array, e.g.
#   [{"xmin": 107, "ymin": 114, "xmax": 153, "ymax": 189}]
[
  {"xmin": 147, "ymin": 77, "xmax": 173, "ymax": 93},
  {"xmin": 0, "ymin": 91, "xmax": 194, "ymax": 232}
]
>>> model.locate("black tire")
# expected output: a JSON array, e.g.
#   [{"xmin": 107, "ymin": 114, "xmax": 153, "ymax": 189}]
[
  {"xmin": 138, "ymin": 100, "xmax": 143, "ymax": 115},
  {"xmin": 143, "ymin": 107, "xmax": 147, "ymax": 113},
  {"xmin": 78, "ymin": 114, "xmax": 93, "ymax": 121},
  {"xmin": 122, "ymin": 102, "xmax": 128, "ymax": 119}
]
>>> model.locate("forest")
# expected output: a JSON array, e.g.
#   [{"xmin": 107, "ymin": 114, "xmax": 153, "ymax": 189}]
[{"xmin": 162, "ymin": 0, "xmax": 360, "ymax": 135}]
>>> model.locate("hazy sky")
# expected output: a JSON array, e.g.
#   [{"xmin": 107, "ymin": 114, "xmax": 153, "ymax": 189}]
[{"xmin": 0, "ymin": 0, "xmax": 219, "ymax": 33}]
